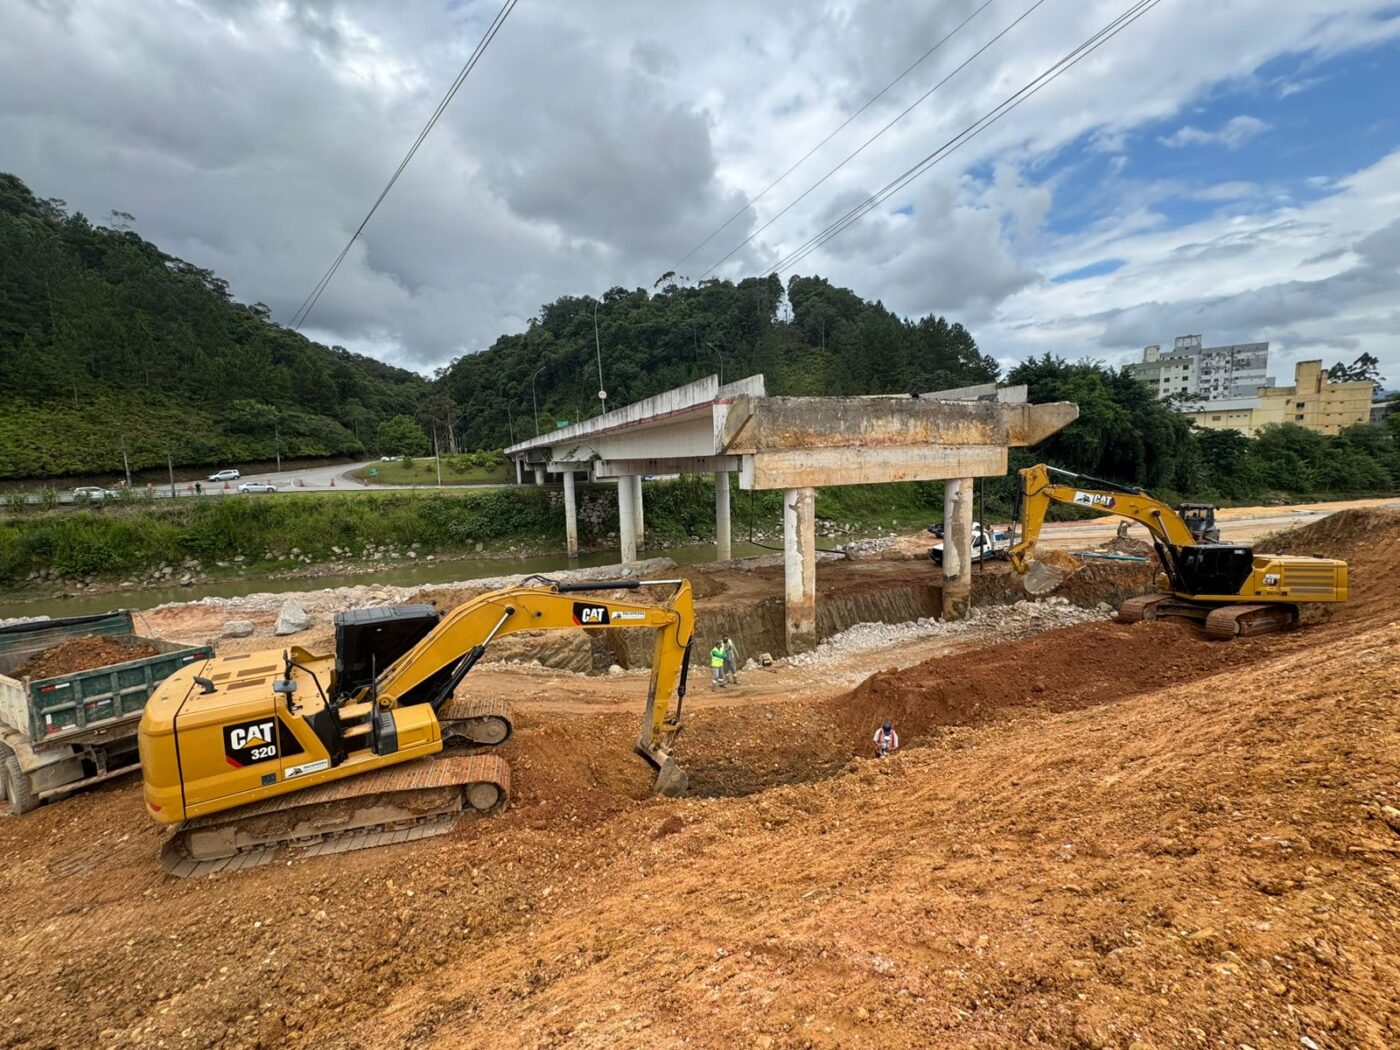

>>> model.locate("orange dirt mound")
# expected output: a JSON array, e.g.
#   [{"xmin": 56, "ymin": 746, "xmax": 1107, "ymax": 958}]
[
  {"xmin": 13, "ymin": 636, "xmax": 159, "ymax": 679},
  {"xmin": 829, "ymin": 619, "xmax": 1280, "ymax": 752},
  {"xmin": 1260, "ymin": 507, "xmax": 1400, "ymax": 624}
]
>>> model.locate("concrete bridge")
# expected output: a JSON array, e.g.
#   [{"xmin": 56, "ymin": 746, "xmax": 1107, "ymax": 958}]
[{"xmin": 505, "ymin": 375, "xmax": 1077, "ymax": 653}]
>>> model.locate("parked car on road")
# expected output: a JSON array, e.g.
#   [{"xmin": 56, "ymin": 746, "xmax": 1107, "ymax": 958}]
[
  {"xmin": 237, "ymin": 481, "xmax": 277, "ymax": 493},
  {"xmin": 72, "ymin": 486, "xmax": 121, "ymax": 501},
  {"xmin": 207, "ymin": 469, "xmax": 241, "ymax": 482}
]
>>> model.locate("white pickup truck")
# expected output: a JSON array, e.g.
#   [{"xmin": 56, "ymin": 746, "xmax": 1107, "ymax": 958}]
[{"xmin": 928, "ymin": 521, "xmax": 1011, "ymax": 566}]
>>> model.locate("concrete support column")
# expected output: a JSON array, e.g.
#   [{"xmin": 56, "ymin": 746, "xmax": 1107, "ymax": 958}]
[
  {"xmin": 942, "ymin": 477, "xmax": 974, "ymax": 620},
  {"xmin": 617, "ymin": 476, "xmax": 637, "ymax": 565},
  {"xmin": 783, "ymin": 486, "xmax": 817, "ymax": 654},
  {"xmin": 714, "ymin": 470, "xmax": 732, "ymax": 562},
  {"xmin": 514, "ymin": 459, "xmax": 523, "ymax": 485},
  {"xmin": 562, "ymin": 470, "xmax": 579, "ymax": 558},
  {"xmin": 533, "ymin": 467, "xmax": 545, "ymax": 486},
  {"xmin": 631, "ymin": 474, "xmax": 645, "ymax": 550}
]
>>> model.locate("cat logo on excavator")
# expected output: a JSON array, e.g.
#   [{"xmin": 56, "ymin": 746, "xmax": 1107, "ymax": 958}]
[{"xmin": 572, "ymin": 602, "xmax": 610, "ymax": 625}]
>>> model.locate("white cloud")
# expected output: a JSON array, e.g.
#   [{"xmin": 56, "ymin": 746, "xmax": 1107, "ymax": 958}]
[
  {"xmin": 987, "ymin": 148, "xmax": 1400, "ymax": 379},
  {"xmin": 1189, "ymin": 181, "xmax": 1263, "ymax": 201},
  {"xmin": 1160, "ymin": 115, "xmax": 1272, "ymax": 149}
]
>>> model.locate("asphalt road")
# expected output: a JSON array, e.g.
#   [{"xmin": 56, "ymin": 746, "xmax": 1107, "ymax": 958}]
[{"xmin": 43, "ymin": 460, "xmax": 517, "ymax": 503}]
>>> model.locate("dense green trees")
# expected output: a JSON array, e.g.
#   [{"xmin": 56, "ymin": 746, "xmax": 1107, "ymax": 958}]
[
  {"xmin": 2, "ymin": 169, "xmax": 1395, "ymax": 504},
  {"xmin": 0, "ymin": 173, "xmax": 428, "ymax": 478},
  {"xmin": 376, "ymin": 415, "xmax": 430, "ymax": 457},
  {"xmin": 438, "ymin": 274, "xmax": 997, "ymax": 449}
]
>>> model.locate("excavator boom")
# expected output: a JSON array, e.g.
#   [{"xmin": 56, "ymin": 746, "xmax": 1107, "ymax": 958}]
[{"xmin": 1008, "ymin": 463, "xmax": 1197, "ymax": 573}]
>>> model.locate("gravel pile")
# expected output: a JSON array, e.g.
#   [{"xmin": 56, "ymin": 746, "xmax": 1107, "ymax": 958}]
[{"xmin": 787, "ymin": 597, "xmax": 1112, "ymax": 669}]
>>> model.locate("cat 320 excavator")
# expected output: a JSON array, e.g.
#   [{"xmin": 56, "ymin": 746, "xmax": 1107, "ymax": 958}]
[
  {"xmin": 139, "ymin": 577, "xmax": 694, "ymax": 876},
  {"xmin": 1009, "ymin": 464, "xmax": 1347, "ymax": 638}
]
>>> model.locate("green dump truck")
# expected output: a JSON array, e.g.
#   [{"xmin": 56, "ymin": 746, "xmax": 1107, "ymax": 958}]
[{"xmin": 0, "ymin": 611, "xmax": 213, "ymax": 814}]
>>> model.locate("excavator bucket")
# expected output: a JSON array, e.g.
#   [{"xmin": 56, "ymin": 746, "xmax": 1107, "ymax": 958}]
[
  {"xmin": 1021, "ymin": 551, "xmax": 1079, "ymax": 596},
  {"xmin": 635, "ymin": 737, "xmax": 690, "ymax": 797},
  {"xmin": 653, "ymin": 756, "xmax": 690, "ymax": 798}
]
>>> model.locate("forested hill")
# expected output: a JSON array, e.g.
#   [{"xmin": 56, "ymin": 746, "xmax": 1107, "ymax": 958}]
[
  {"xmin": 0, "ymin": 172, "xmax": 429, "ymax": 480},
  {"xmin": 439, "ymin": 275, "xmax": 998, "ymax": 449}
]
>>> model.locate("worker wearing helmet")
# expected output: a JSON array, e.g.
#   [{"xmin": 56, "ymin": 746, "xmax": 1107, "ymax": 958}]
[
  {"xmin": 873, "ymin": 720, "xmax": 899, "ymax": 759},
  {"xmin": 709, "ymin": 640, "xmax": 727, "ymax": 689}
]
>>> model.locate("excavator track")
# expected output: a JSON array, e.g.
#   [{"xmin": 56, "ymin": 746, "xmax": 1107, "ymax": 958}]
[
  {"xmin": 438, "ymin": 695, "xmax": 513, "ymax": 747},
  {"xmin": 160, "ymin": 753, "xmax": 510, "ymax": 879},
  {"xmin": 1204, "ymin": 603, "xmax": 1299, "ymax": 640},
  {"xmin": 1116, "ymin": 594, "xmax": 1174, "ymax": 623}
]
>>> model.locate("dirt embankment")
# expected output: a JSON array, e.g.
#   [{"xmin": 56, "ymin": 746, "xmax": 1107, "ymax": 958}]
[{"xmin": 1261, "ymin": 507, "xmax": 1400, "ymax": 626}]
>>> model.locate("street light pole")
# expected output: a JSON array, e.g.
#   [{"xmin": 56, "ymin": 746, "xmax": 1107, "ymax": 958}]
[
  {"xmin": 530, "ymin": 365, "xmax": 545, "ymax": 436},
  {"xmin": 593, "ymin": 299, "xmax": 607, "ymax": 415},
  {"xmin": 707, "ymin": 341, "xmax": 725, "ymax": 385}
]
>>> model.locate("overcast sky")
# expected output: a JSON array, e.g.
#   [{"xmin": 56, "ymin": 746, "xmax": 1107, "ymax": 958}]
[{"xmin": 3, "ymin": 0, "xmax": 1398, "ymax": 385}]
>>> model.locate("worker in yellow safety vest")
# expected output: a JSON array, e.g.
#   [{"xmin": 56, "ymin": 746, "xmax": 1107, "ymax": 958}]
[{"xmin": 709, "ymin": 640, "xmax": 727, "ymax": 689}]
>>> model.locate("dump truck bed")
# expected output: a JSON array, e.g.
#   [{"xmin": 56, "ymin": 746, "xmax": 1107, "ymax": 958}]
[{"xmin": 0, "ymin": 611, "xmax": 212, "ymax": 749}]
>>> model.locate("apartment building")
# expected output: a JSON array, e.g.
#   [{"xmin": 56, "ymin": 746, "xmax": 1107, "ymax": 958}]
[
  {"xmin": 1128, "ymin": 335, "xmax": 1271, "ymax": 402},
  {"xmin": 1183, "ymin": 360, "xmax": 1375, "ymax": 437}
]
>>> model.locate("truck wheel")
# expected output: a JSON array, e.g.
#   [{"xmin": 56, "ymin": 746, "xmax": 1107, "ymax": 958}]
[{"xmin": 2, "ymin": 754, "xmax": 39, "ymax": 815}]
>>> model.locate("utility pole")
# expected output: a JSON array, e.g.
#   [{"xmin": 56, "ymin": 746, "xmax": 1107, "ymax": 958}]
[
  {"xmin": 167, "ymin": 453, "xmax": 175, "ymax": 498},
  {"xmin": 120, "ymin": 436, "xmax": 132, "ymax": 487},
  {"xmin": 433, "ymin": 428, "xmax": 443, "ymax": 487},
  {"xmin": 274, "ymin": 419, "xmax": 281, "ymax": 472},
  {"xmin": 505, "ymin": 403, "xmax": 515, "ymax": 444}
]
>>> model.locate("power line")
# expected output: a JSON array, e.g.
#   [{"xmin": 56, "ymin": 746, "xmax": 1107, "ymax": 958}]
[
  {"xmin": 698, "ymin": 0, "xmax": 1053, "ymax": 280},
  {"xmin": 290, "ymin": 0, "xmax": 520, "ymax": 331},
  {"xmin": 770, "ymin": 0, "xmax": 1163, "ymax": 276},
  {"xmin": 672, "ymin": 0, "xmax": 998, "ymax": 271}
]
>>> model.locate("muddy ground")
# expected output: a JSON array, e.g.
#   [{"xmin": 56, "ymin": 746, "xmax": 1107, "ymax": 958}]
[{"xmin": 0, "ymin": 509, "xmax": 1396, "ymax": 1049}]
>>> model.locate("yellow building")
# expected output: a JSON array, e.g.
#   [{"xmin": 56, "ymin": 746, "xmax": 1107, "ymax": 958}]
[{"xmin": 1183, "ymin": 360, "xmax": 1374, "ymax": 437}]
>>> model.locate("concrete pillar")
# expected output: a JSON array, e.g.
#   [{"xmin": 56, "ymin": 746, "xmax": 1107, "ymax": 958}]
[
  {"xmin": 562, "ymin": 470, "xmax": 579, "ymax": 558},
  {"xmin": 783, "ymin": 486, "xmax": 817, "ymax": 654},
  {"xmin": 533, "ymin": 467, "xmax": 545, "ymax": 486},
  {"xmin": 942, "ymin": 477, "xmax": 974, "ymax": 620},
  {"xmin": 617, "ymin": 476, "xmax": 637, "ymax": 565},
  {"xmin": 631, "ymin": 474, "xmax": 645, "ymax": 550},
  {"xmin": 714, "ymin": 470, "xmax": 732, "ymax": 562},
  {"xmin": 514, "ymin": 458, "xmax": 523, "ymax": 485}
]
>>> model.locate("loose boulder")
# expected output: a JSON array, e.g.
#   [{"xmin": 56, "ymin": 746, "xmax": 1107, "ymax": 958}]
[{"xmin": 273, "ymin": 600, "xmax": 310, "ymax": 636}]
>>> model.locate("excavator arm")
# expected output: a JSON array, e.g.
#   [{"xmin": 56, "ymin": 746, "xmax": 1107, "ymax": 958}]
[
  {"xmin": 1008, "ymin": 463, "xmax": 1198, "ymax": 574},
  {"xmin": 367, "ymin": 578, "xmax": 695, "ymax": 768}
]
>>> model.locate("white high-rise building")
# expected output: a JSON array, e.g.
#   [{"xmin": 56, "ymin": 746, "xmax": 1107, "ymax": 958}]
[{"xmin": 1127, "ymin": 335, "xmax": 1273, "ymax": 403}]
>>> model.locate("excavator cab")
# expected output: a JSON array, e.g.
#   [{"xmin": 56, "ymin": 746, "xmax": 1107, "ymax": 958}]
[{"xmin": 1176, "ymin": 503, "xmax": 1220, "ymax": 543}]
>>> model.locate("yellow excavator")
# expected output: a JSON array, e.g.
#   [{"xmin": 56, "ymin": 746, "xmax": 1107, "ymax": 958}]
[
  {"xmin": 139, "ymin": 577, "xmax": 694, "ymax": 876},
  {"xmin": 1008, "ymin": 464, "xmax": 1347, "ymax": 638}
]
